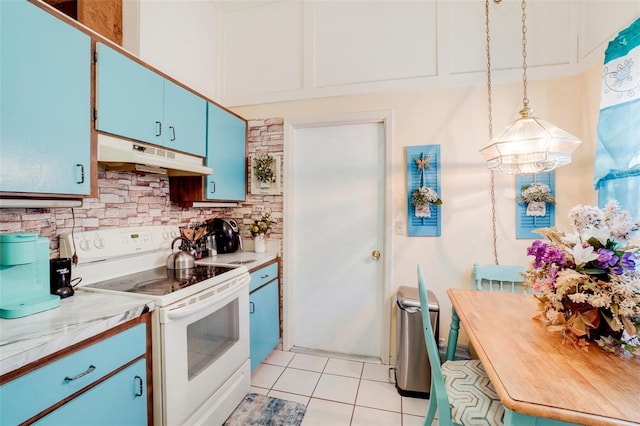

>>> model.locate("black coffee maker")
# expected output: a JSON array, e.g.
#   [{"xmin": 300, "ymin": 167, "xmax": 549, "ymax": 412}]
[
  {"xmin": 208, "ymin": 218, "xmax": 242, "ymax": 254},
  {"xmin": 50, "ymin": 258, "xmax": 74, "ymax": 298}
]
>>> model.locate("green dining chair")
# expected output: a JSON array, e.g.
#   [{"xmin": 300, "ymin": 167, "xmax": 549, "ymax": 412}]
[
  {"xmin": 473, "ymin": 264, "xmax": 526, "ymax": 292},
  {"xmin": 445, "ymin": 263, "xmax": 526, "ymax": 361},
  {"xmin": 417, "ymin": 265, "xmax": 504, "ymax": 426}
]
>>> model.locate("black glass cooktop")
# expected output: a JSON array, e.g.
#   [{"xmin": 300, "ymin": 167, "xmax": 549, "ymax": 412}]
[{"xmin": 85, "ymin": 265, "xmax": 236, "ymax": 296}]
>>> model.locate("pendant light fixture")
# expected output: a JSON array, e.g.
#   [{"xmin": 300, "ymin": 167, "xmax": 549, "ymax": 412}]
[{"xmin": 480, "ymin": 0, "xmax": 582, "ymax": 175}]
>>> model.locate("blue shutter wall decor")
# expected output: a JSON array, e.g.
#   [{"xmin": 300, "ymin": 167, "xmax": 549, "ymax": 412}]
[
  {"xmin": 516, "ymin": 172, "xmax": 555, "ymax": 239},
  {"xmin": 406, "ymin": 145, "xmax": 441, "ymax": 237}
]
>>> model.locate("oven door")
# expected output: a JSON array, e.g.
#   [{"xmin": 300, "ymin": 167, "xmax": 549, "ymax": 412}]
[{"xmin": 158, "ymin": 275, "xmax": 249, "ymax": 426}]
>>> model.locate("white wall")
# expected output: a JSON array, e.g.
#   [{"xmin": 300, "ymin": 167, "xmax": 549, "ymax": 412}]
[
  {"xmin": 215, "ymin": 0, "xmax": 640, "ymax": 106},
  {"xmin": 123, "ymin": 0, "xmax": 219, "ymax": 100},
  {"xmin": 231, "ymin": 67, "xmax": 602, "ymax": 347},
  {"xmin": 217, "ymin": 0, "xmax": 635, "ymax": 347},
  {"xmin": 122, "ymin": 0, "xmax": 639, "ymax": 106}
]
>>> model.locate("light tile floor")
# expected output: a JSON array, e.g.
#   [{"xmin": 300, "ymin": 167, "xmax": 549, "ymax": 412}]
[{"xmin": 250, "ymin": 349, "xmax": 437, "ymax": 426}]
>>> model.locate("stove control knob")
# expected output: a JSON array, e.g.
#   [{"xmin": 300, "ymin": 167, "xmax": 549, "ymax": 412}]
[
  {"xmin": 79, "ymin": 239, "xmax": 91, "ymax": 251},
  {"xmin": 94, "ymin": 238, "xmax": 105, "ymax": 249}
]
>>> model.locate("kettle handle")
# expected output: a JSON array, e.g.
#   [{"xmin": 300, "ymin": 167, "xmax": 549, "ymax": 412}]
[{"xmin": 171, "ymin": 237, "xmax": 191, "ymax": 252}]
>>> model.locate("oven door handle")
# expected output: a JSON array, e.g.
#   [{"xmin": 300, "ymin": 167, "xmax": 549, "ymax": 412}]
[{"xmin": 164, "ymin": 279, "xmax": 246, "ymax": 321}]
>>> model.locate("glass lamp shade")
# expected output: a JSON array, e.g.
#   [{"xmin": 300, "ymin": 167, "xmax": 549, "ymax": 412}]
[{"xmin": 480, "ymin": 108, "xmax": 582, "ymax": 174}]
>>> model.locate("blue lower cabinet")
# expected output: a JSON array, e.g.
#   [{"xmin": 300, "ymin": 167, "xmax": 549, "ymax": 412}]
[
  {"xmin": 250, "ymin": 279, "xmax": 280, "ymax": 371},
  {"xmin": 34, "ymin": 359, "xmax": 147, "ymax": 425},
  {"xmin": 0, "ymin": 323, "xmax": 148, "ymax": 425}
]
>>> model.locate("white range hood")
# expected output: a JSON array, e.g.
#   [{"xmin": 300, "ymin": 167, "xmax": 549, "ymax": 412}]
[{"xmin": 97, "ymin": 134, "xmax": 212, "ymax": 176}]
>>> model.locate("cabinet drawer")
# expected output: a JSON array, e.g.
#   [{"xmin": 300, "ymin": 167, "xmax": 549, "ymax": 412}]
[
  {"xmin": 249, "ymin": 262, "xmax": 278, "ymax": 293},
  {"xmin": 34, "ymin": 358, "xmax": 147, "ymax": 426},
  {"xmin": 0, "ymin": 323, "xmax": 146, "ymax": 425}
]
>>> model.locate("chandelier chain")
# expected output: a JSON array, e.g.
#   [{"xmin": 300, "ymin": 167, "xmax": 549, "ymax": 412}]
[
  {"xmin": 490, "ymin": 173, "xmax": 498, "ymax": 264},
  {"xmin": 485, "ymin": 0, "xmax": 493, "ymax": 141},
  {"xmin": 486, "ymin": 0, "xmax": 499, "ymax": 265},
  {"xmin": 521, "ymin": 0, "xmax": 529, "ymax": 108}
]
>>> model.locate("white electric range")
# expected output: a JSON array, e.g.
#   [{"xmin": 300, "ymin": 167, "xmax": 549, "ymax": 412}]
[{"xmin": 59, "ymin": 225, "xmax": 251, "ymax": 426}]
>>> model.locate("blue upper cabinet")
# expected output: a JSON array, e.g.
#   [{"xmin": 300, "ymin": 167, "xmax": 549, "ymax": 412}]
[
  {"xmin": 206, "ymin": 104, "xmax": 247, "ymax": 201},
  {"xmin": 96, "ymin": 43, "xmax": 206, "ymax": 157},
  {"xmin": 96, "ymin": 43, "xmax": 164, "ymax": 147},
  {"xmin": 0, "ymin": 0, "xmax": 91, "ymax": 195},
  {"xmin": 164, "ymin": 80, "xmax": 207, "ymax": 157}
]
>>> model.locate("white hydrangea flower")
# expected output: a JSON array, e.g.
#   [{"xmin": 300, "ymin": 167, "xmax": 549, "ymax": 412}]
[{"xmin": 569, "ymin": 204, "xmax": 606, "ymax": 231}]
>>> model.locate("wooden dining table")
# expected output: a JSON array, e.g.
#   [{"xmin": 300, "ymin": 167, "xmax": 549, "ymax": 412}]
[{"xmin": 447, "ymin": 289, "xmax": 640, "ymax": 426}]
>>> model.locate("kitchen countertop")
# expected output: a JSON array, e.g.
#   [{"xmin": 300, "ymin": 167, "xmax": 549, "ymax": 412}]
[
  {"xmin": 0, "ymin": 291, "xmax": 154, "ymax": 377},
  {"xmin": 196, "ymin": 250, "xmax": 278, "ymax": 272}
]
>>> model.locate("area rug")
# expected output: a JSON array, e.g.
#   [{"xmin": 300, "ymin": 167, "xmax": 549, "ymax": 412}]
[{"xmin": 223, "ymin": 393, "xmax": 306, "ymax": 426}]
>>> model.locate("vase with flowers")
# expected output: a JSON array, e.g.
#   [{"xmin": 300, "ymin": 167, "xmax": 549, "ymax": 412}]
[
  {"xmin": 411, "ymin": 186, "xmax": 442, "ymax": 218},
  {"xmin": 519, "ymin": 182, "xmax": 555, "ymax": 217},
  {"xmin": 523, "ymin": 201, "xmax": 640, "ymax": 357},
  {"xmin": 248, "ymin": 211, "xmax": 277, "ymax": 253}
]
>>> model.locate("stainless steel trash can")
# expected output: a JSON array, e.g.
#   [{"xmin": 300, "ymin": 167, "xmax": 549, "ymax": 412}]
[{"xmin": 395, "ymin": 285, "xmax": 439, "ymax": 398}]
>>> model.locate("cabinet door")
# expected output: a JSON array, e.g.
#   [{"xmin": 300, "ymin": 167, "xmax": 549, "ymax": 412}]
[
  {"xmin": 34, "ymin": 359, "xmax": 148, "ymax": 426},
  {"xmin": 163, "ymin": 80, "xmax": 206, "ymax": 156},
  {"xmin": 0, "ymin": 0, "xmax": 91, "ymax": 195},
  {"xmin": 96, "ymin": 42, "xmax": 164, "ymax": 146},
  {"xmin": 249, "ymin": 280, "xmax": 280, "ymax": 371},
  {"xmin": 206, "ymin": 104, "xmax": 247, "ymax": 201}
]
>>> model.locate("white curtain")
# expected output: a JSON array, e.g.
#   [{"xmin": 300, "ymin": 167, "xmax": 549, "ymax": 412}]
[{"xmin": 594, "ymin": 17, "xmax": 640, "ymax": 219}]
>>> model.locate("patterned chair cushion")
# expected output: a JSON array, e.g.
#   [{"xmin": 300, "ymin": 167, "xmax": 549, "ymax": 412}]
[{"xmin": 442, "ymin": 359, "xmax": 504, "ymax": 425}]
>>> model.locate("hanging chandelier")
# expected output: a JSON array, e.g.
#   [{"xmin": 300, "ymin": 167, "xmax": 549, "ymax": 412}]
[{"xmin": 480, "ymin": 0, "xmax": 582, "ymax": 175}]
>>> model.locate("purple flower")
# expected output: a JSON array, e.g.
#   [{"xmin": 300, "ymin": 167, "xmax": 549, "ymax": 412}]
[
  {"xmin": 527, "ymin": 240, "xmax": 566, "ymax": 268},
  {"xmin": 596, "ymin": 248, "xmax": 619, "ymax": 269},
  {"xmin": 620, "ymin": 251, "xmax": 636, "ymax": 270},
  {"xmin": 527, "ymin": 240, "xmax": 546, "ymax": 268},
  {"xmin": 544, "ymin": 246, "xmax": 566, "ymax": 266}
]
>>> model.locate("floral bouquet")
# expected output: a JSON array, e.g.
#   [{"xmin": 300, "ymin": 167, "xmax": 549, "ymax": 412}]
[
  {"xmin": 523, "ymin": 201, "xmax": 640, "ymax": 357},
  {"xmin": 519, "ymin": 182, "xmax": 556, "ymax": 205},
  {"xmin": 411, "ymin": 186, "xmax": 442, "ymax": 218},
  {"xmin": 519, "ymin": 182, "xmax": 555, "ymax": 217},
  {"xmin": 248, "ymin": 211, "xmax": 278, "ymax": 237}
]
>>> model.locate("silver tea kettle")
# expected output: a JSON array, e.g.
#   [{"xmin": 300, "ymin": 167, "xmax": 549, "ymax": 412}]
[{"xmin": 166, "ymin": 237, "xmax": 195, "ymax": 270}]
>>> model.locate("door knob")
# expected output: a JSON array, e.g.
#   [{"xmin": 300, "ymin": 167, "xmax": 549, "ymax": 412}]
[{"xmin": 372, "ymin": 250, "xmax": 381, "ymax": 260}]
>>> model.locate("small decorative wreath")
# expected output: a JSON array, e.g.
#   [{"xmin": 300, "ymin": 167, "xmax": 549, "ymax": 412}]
[{"xmin": 253, "ymin": 153, "xmax": 276, "ymax": 184}]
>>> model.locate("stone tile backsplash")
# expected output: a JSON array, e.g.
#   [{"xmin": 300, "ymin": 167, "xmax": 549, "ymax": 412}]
[{"xmin": 0, "ymin": 118, "xmax": 283, "ymax": 258}]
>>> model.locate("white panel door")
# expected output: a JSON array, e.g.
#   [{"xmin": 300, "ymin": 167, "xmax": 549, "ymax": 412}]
[{"xmin": 290, "ymin": 123, "xmax": 384, "ymax": 358}]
